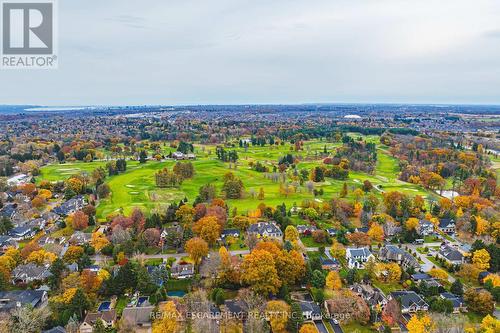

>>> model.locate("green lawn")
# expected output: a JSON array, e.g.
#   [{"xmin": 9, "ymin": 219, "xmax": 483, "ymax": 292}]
[
  {"xmin": 342, "ymin": 322, "xmax": 377, "ymax": 332},
  {"xmin": 166, "ymin": 279, "xmax": 192, "ymax": 292},
  {"xmin": 37, "ymin": 138, "xmax": 439, "ymax": 221}
]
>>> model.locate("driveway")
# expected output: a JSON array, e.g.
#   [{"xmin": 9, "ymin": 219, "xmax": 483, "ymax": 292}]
[
  {"xmin": 329, "ymin": 320, "xmax": 344, "ymax": 333},
  {"xmin": 314, "ymin": 320, "xmax": 329, "ymax": 333}
]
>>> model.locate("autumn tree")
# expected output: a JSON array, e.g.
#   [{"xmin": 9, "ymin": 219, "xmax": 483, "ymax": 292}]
[
  {"xmin": 232, "ymin": 215, "xmax": 251, "ymax": 231},
  {"xmin": 347, "ymin": 232, "xmax": 371, "ymax": 247},
  {"xmin": 406, "ymin": 314, "xmax": 435, "ymax": 333},
  {"xmin": 152, "ymin": 301, "xmax": 179, "ymax": 333},
  {"xmin": 429, "ymin": 268, "xmax": 448, "ymax": 281},
  {"xmin": 90, "ymin": 232, "xmax": 110, "ymax": 252},
  {"xmin": 405, "ymin": 218, "xmax": 419, "ymax": 231},
  {"xmin": 72, "ymin": 210, "xmax": 89, "ymax": 230},
  {"xmin": 325, "ymin": 271, "xmax": 342, "ymax": 290},
  {"xmin": 464, "ymin": 288, "xmax": 494, "ymax": 315},
  {"xmin": 284, "ymin": 225, "xmax": 299, "ymax": 242},
  {"xmin": 299, "ymin": 323, "xmax": 318, "ymax": 333},
  {"xmin": 472, "ymin": 249, "xmax": 490, "ymax": 270},
  {"xmin": 367, "ymin": 223, "xmax": 384, "ymax": 242},
  {"xmin": 265, "ymin": 300, "xmax": 290, "ymax": 333},
  {"xmin": 63, "ymin": 246, "xmax": 84, "ymax": 263},
  {"xmin": 193, "ymin": 216, "xmax": 221, "ymax": 245},
  {"xmin": 242, "ymin": 249, "xmax": 281, "ymax": 295},
  {"xmin": 175, "ymin": 205, "xmax": 195, "ymax": 225},
  {"xmin": 185, "ymin": 237, "xmax": 209, "ymax": 266}
]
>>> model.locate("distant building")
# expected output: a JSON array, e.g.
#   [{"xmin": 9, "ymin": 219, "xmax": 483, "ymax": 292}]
[
  {"xmin": 170, "ymin": 263, "xmax": 194, "ymax": 279},
  {"xmin": 11, "ymin": 263, "xmax": 52, "ymax": 284},
  {"xmin": 247, "ymin": 221, "xmax": 283, "ymax": 239},
  {"xmin": 417, "ymin": 220, "xmax": 434, "ymax": 236},
  {"xmin": 346, "ymin": 247, "xmax": 374, "ymax": 269},
  {"xmin": 389, "ymin": 291, "xmax": 428, "ymax": 314},
  {"xmin": 438, "ymin": 245, "xmax": 463, "ymax": 265},
  {"xmin": 320, "ymin": 256, "xmax": 340, "ymax": 271},
  {"xmin": 7, "ymin": 174, "xmax": 31, "ymax": 186},
  {"xmin": 440, "ymin": 292, "xmax": 467, "ymax": 313},
  {"xmin": 438, "ymin": 218, "xmax": 456, "ymax": 234},
  {"xmin": 379, "ymin": 245, "xmax": 420, "ymax": 270},
  {"xmin": 0, "ymin": 290, "xmax": 48, "ymax": 313},
  {"xmin": 80, "ymin": 310, "xmax": 117, "ymax": 333},
  {"xmin": 8, "ymin": 226, "xmax": 36, "ymax": 240},
  {"xmin": 52, "ymin": 195, "xmax": 85, "ymax": 216},
  {"xmin": 350, "ymin": 283, "xmax": 387, "ymax": 309}
]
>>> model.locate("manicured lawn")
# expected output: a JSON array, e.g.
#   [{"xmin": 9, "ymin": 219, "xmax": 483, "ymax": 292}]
[
  {"xmin": 145, "ymin": 258, "xmax": 163, "ymax": 266},
  {"xmin": 373, "ymin": 281, "xmax": 402, "ymax": 294},
  {"xmin": 38, "ymin": 138, "xmax": 439, "ymax": 221},
  {"xmin": 166, "ymin": 279, "xmax": 192, "ymax": 292},
  {"xmin": 342, "ymin": 322, "xmax": 377, "ymax": 332},
  {"xmin": 115, "ymin": 296, "xmax": 130, "ymax": 316},
  {"xmin": 300, "ymin": 236, "xmax": 327, "ymax": 248}
]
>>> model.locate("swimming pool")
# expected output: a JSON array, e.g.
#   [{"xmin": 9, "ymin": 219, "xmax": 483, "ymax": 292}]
[
  {"xmin": 167, "ymin": 291, "xmax": 186, "ymax": 297},
  {"xmin": 97, "ymin": 301, "xmax": 111, "ymax": 312}
]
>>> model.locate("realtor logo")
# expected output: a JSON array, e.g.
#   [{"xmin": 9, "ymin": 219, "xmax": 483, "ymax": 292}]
[{"xmin": 1, "ymin": 0, "xmax": 57, "ymax": 68}]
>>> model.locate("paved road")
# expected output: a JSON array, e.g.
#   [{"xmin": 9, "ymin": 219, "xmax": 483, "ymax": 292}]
[{"xmin": 91, "ymin": 249, "xmax": 250, "ymax": 263}]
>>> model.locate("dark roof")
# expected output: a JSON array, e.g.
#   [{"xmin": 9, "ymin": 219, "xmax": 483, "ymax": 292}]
[
  {"xmin": 390, "ymin": 291, "xmax": 428, "ymax": 309},
  {"xmin": 43, "ymin": 327, "xmax": 66, "ymax": 333},
  {"xmin": 320, "ymin": 256, "xmax": 339, "ymax": 266},
  {"xmin": 439, "ymin": 218, "xmax": 455, "ymax": 228},
  {"xmin": 0, "ymin": 290, "xmax": 46, "ymax": 311},
  {"xmin": 224, "ymin": 299, "xmax": 246, "ymax": 314},
  {"xmin": 9, "ymin": 225, "xmax": 33, "ymax": 236},
  {"xmin": 411, "ymin": 273, "xmax": 431, "ymax": 281},
  {"xmin": 299, "ymin": 301, "xmax": 321, "ymax": 316}
]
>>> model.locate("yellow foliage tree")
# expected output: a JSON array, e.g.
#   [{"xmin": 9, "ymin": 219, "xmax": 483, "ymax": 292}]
[
  {"xmin": 407, "ymin": 314, "xmax": 435, "ymax": 333},
  {"xmin": 472, "ymin": 249, "xmax": 490, "ymax": 270},
  {"xmin": 474, "ymin": 216, "xmax": 490, "ymax": 236},
  {"xmin": 242, "ymin": 249, "xmax": 281, "ymax": 295},
  {"xmin": 405, "ymin": 218, "xmax": 419, "ymax": 231},
  {"xmin": 299, "ymin": 323, "xmax": 318, "ymax": 333},
  {"xmin": 367, "ymin": 223, "xmax": 384, "ymax": 242},
  {"xmin": 185, "ymin": 237, "xmax": 209, "ymax": 265},
  {"xmin": 429, "ymin": 267, "xmax": 448, "ymax": 281},
  {"xmin": 330, "ymin": 241, "xmax": 346, "ymax": 260},
  {"xmin": 284, "ymin": 225, "xmax": 299, "ymax": 242},
  {"xmin": 90, "ymin": 232, "xmax": 110, "ymax": 252},
  {"xmin": 265, "ymin": 300, "xmax": 290, "ymax": 333},
  {"xmin": 479, "ymin": 314, "xmax": 500, "ymax": 333},
  {"xmin": 152, "ymin": 301, "xmax": 179, "ymax": 333},
  {"xmin": 325, "ymin": 271, "xmax": 342, "ymax": 290}
]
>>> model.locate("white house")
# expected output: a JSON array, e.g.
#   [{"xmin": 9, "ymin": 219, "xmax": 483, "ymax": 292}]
[{"xmin": 346, "ymin": 247, "xmax": 374, "ymax": 269}]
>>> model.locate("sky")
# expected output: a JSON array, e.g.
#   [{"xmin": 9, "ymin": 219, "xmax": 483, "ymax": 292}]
[{"xmin": 1, "ymin": 0, "xmax": 500, "ymax": 106}]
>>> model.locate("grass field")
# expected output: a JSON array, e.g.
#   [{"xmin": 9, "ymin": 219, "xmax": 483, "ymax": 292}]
[{"xmin": 37, "ymin": 138, "xmax": 438, "ymax": 220}]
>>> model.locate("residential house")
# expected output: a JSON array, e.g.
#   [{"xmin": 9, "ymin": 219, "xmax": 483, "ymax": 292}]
[
  {"xmin": 170, "ymin": 263, "xmax": 194, "ymax": 279},
  {"xmin": 121, "ymin": 306, "xmax": 155, "ymax": 330},
  {"xmin": 160, "ymin": 224, "xmax": 182, "ymax": 239},
  {"xmin": 220, "ymin": 228, "xmax": 240, "ymax": 240},
  {"xmin": 223, "ymin": 299, "xmax": 247, "ymax": 320},
  {"xmin": 11, "ymin": 263, "xmax": 52, "ymax": 284},
  {"xmin": 69, "ymin": 231, "xmax": 92, "ymax": 245},
  {"xmin": 0, "ymin": 235, "xmax": 18, "ymax": 253},
  {"xmin": 320, "ymin": 256, "xmax": 340, "ymax": 270},
  {"xmin": 53, "ymin": 195, "xmax": 85, "ymax": 216},
  {"xmin": 80, "ymin": 310, "xmax": 117, "ymax": 333},
  {"xmin": 410, "ymin": 273, "xmax": 442, "ymax": 288},
  {"xmin": 438, "ymin": 218, "xmax": 456, "ymax": 234},
  {"xmin": 438, "ymin": 245, "xmax": 464, "ymax": 265},
  {"xmin": 389, "ymin": 291, "xmax": 428, "ymax": 314},
  {"xmin": 417, "ymin": 220, "xmax": 435, "ymax": 236},
  {"xmin": 383, "ymin": 221, "xmax": 402, "ymax": 238},
  {"xmin": 43, "ymin": 327, "xmax": 66, "ymax": 333},
  {"xmin": 346, "ymin": 247, "xmax": 374, "ymax": 269},
  {"xmin": 247, "ymin": 221, "xmax": 283, "ymax": 239},
  {"xmin": 350, "ymin": 283, "xmax": 388, "ymax": 309},
  {"xmin": 0, "ymin": 290, "xmax": 48, "ymax": 313},
  {"xmin": 297, "ymin": 225, "xmax": 317, "ymax": 235},
  {"xmin": 8, "ymin": 225, "xmax": 36, "ymax": 240},
  {"xmin": 355, "ymin": 226, "xmax": 369, "ymax": 233},
  {"xmin": 326, "ymin": 228, "xmax": 338, "ymax": 237},
  {"xmin": 379, "ymin": 245, "xmax": 420, "ymax": 270},
  {"xmin": 440, "ymin": 292, "xmax": 467, "ymax": 313},
  {"xmin": 7, "ymin": 174, "xmax": 31, "ymax": 186},
  {"xmin": 0, "ymin": 203, "xmax": 16, "ymax": 219},
  {"xmin": 299, "ymin": 301, "xmax": 322, "ymax": 320}
]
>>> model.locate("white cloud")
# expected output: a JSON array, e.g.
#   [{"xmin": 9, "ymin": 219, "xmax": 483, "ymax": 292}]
[{"xmin": 1, "ymin": 0, "xmax": 499, "ymax": 105}]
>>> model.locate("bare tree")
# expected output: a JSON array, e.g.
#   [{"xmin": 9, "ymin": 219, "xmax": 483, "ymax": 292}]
[{"xmin": 8, "ymin": 306, "xmax": 51, "ymax": 333}]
